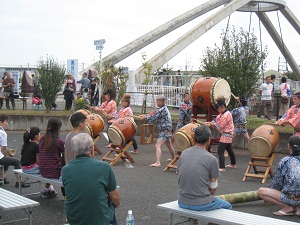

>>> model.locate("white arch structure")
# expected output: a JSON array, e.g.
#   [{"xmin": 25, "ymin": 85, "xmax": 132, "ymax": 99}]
[{"xmin": 90, "ymin": 0, "xmax": 300, "ymax": 83}]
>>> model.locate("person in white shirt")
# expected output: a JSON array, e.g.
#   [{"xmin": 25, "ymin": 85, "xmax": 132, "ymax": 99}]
[
  {"xmin": 279, "ymin": 76, "xmax": 291, "ymax": 117},
  {"xmin": 257, "ymin": 76, "xmax": 273, "ymax": 120}
]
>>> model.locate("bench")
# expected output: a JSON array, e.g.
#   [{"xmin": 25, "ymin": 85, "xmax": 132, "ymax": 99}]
[
  {"xmin": 157, "ymin": 200, "xmax": 299, "ymax": 225},
  {"xmin": 0, "ymin": 188, "xmax": 40, "ymax": 225},
  {"xmin": 0, "ymin": 97, "xmax": 29, "ymax": 110},
  {"xmin": 13, "ymin": 169, "xmax": 63, "ymax": 196}
]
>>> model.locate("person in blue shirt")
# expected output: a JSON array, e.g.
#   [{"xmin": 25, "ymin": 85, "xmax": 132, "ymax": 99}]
[{"xmin": 258, "ymin": 135, "xmax": 300, "ymax": 216}]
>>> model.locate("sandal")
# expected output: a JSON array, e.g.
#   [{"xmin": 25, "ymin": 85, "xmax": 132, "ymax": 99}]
[
  {"xmin": 273, "ymin": 210, "xmax": 294, "ymax": 216},
  {"xmin": 219, "ymin": 168, "xmax": 225, "ymax": 172}
]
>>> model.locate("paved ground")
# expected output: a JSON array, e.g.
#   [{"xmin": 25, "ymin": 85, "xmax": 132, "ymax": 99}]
[{"xmin": 1, "ymin": 131, "xmax": 300, "ymax": 225}]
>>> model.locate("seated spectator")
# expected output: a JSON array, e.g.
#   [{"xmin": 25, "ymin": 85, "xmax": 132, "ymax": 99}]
[
  {"xmin": 32, "ymin": 93, "xmax": 43, "ymax": 110},
  {"xmin": 20, "ymin": 127, "xmax": 41, "ymax": 174},
  {"xmin": 62, "ymin": 133, "xmax": 120, "ymax": 225},
  {"xmin": 39, "ymin": 118, "xmax": 64, "ymax": 197},
  {"xmin": 258, "ymin": 135, "xmax": 300, "ymax": 216}
]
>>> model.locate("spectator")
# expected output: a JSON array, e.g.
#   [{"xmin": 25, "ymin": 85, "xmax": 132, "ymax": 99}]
[
  {"xmin": 258, "ymin": 135, "xmax": 300, "ymax": 216},
  {"xmin": 90, "ymin": 78, "xmax": 98, "ymax": 106},
  {"xmin": 0, "ymin": 114, "xmax": 30, "ymax": 188},
  {"xmin": 257, "ymin": 76, "xmax": 273, "ymax": 120},
  {"xmin": 64, "ymin": 112, "xmax": 87, "ymax": 164},
  {"xmin": 20, "ymin": 127, "xmax": 41, "ymax": 174},
  {"xmin": 177, "ymin": 125, "xmax": 232, "ymax": 224},
  {"xmin": 139, "ymin": 96, "xmax": 175, "ymax": 167},
  {"xmin": 2, "ymin": 72, "xmax": 16, "ymax": 110},
  {"xmin": 62, "ymin": 133, "xmax": 120, "ymax": 225},
  {"xmin": 32, "ymin": 93, "xmax": 43, "ymax": 110},
  {"xmin": 39, "ymin": 118, "xmax": 64, "ymax": 197},
  {"xmin": 63, "ymin": 80, "xmax": 75, "ymax": 110},
  {"xmin": 177, "ymin": 70, "xmax": 182, "ymax": 87},
  {"xmin": 279, "ymin": 77, "xmax": 291, "ymax": 117},
  {"xmin": 77, "ymin": 72, "xmax": 90, "ymax": 94}
]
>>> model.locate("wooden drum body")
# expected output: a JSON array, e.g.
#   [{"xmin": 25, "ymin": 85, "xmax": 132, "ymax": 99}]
[
  {"xmin": 174, "ymin": 123, "xmax": 201, "ymax": 151},
  {"xmin": 85, "ymin": 114, "xmax": 105, "ymax": 138},
  {"xmin": 248, "ymin": 125, "xmax": 279, "ymax": 157},
  {"xmin": 108, "ymin": 117, "xmax": 137, "ymax": 145},
  {"xmin": 190, "ymin": 77, "xmax": 231, "ymax": 109}
]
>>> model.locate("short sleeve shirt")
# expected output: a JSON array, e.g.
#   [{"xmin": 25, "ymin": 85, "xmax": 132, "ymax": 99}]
[{"xmin": 0, "ymin": 127, "xmax": 7, "ymax": 159}]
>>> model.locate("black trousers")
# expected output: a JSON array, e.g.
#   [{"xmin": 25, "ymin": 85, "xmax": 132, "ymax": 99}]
[{"xmin": 218, "ymin": 142, "xmax": 236, "ymax": 169}]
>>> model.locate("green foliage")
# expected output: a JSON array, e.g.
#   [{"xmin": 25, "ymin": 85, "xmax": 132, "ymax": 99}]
[
  {"xmin": 285, "ymin": 71, "xmax": 298, "ymax": 81},
  {"xmin": 36, "ymin": 56, "xmax": 66, "ymax": 112},
  {"xmin": 201, "ymin": 26, "xmax": 268, "ymax": 109},
  {"xmin": 141, "ymin": 52, "xmax": 153, "ymax": 87}
]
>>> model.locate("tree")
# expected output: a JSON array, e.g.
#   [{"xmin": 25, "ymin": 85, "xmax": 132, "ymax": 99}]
[
  {"xmin": 141, "ymin": 52, "xmax": 153, "ymax": 114},
  {"xmin": 201, "ymin": 26, "xmax": 268, "ymax": 108},
  {"xmin": 285, "ymin": 71, "xmax": 298, "ymax": 81},
  {"xmin": 36, "ymin": 56, "xmax": 66, "ymax": 112}
]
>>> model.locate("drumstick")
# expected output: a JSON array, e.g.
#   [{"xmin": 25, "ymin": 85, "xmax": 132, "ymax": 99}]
[
  {"xmin": 194, "ymin": 119, "xmax": 206, "ymax": 125},
  {"xmin": 227, "ymin": 90, "xmax": 238, "ymax": 99},
  {"xmin": 132, "ymin": 115, "xmax": 140, "ymax": 119},
  {"xmin": 264, "ymin": 122, "xmax": 279, "ymax": 126}
]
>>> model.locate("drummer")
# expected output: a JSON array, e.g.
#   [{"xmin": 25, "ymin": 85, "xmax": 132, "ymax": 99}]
[
  {"xmin": 139, "ymin": 96, "xmax": 175, "ymax": 167},
  {"xmin": 204, "ymin": 96, "xmax": 236, "ymax": 172},
  {"xmin": 275, "ymin": 91, "xmax": 300, "ymax": 137},
  {"xmin": 176, "ymin": 92, "xmax": 193, "ymax": 130},
  {"xmin": 106, "ymin": 94, "xmax": 139, "ymax": 154},
  {"xmin": 93, "ymin": 89, "xmax": 117, "ymax": 148}
]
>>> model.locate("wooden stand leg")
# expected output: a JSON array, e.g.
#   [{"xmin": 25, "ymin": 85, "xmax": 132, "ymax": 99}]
[
  {"xmin": 164, "ymin": 151, "xmax": 182, "ymax": 172},
  {"xmin": 243, "ymin": 153, "xmax": 275, "ymax": 184},
  {"xmin": 140, "ymin": 124, "xmax": 154, "ymax": 144},
  {"xmin": 93, "ymin": 135, "xmax": 102, "ymax": 155},
  {"xmin": 102, "ymin": 141, "xmax": 135, "ymax": 166}
]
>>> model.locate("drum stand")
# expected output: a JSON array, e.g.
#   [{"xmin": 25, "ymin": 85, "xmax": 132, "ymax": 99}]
[
  {"xmin": 164, "ymin": 151, "xmax": 181, "ymax": 172},
  {"xmin": 102, "ymin": 141, "xmax": 135, "ymax": 166},
  {"xmin": 93, "ymin": 135, "xmax": 102, "ymax": 155},
  {"xmin": 242, "ymin": 153, "xmax": 275, "ymax": 184},
  {"xmin": 140, "ymin": 124, "xmax": 154, "ymax": 144}
]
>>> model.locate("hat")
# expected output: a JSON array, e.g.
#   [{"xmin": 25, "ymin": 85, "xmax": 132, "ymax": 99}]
[
  {"xmin": 67, "ymin": 80, "xmax": 73, "ymax": 84},
  {"xmin": 240, "ymin": 96, "xmax": 249, "ymax": 102}
]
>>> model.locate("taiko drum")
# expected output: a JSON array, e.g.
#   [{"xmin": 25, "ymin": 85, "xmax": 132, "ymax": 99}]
[
  {"xmin": 248, "ymin": 125, "xmax": 279, "ymax": 157},
  {"xmin": 108, "ymin": 117, "xmax": 137, "ymax": 145},
  {"xmin": 174, "ymin": 123, "xmax": 201, "ymax": 151},
  {"xmin": 190, "ymin": 77, "xmax": 231, "ymax": 109},
  {"xmin": 85, "ymin": 114, "xmax": 105, "ymax": 138}
]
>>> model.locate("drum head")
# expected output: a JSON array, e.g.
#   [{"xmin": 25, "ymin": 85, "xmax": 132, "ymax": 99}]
[
  {"xmin": 174, "ymin": 131, "xmax": 194, "ymax": 151},
  {"xmin": 84, "ymin": 124, "xmax": 93, "ymax": 137},
  {"xmin": 108, "ymin": 126, "xmax": 125, "ymax": 145},
  {"xmin": 248, "ymin": 136, "xmax": 272, "ymax": 157},
  {"xmin": 210, "ymin": 79, "xmax": 231, "ymax": 106}
]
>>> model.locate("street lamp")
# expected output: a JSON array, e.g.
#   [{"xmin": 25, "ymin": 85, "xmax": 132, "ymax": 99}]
[{"xmin": 94, "ymin": 39, "xmax": 106, "ymax": 106}]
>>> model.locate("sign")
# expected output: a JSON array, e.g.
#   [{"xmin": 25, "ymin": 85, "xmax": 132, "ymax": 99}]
[
  {"xmin": 94, "ymin": 39, "xmax": 106, "ymax": 46},
  {"xmin": 96, "ymin": 45, "xmax": 104, "ymax": 51},
  {"xmin": 67, "ymin": 59, "xmax": 78, "ymax": 81}
]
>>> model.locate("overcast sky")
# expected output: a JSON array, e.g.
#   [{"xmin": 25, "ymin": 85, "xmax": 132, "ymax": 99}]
[{"xmin": 0, "ymin": 0, "xmax": 299, "ymax": 73}]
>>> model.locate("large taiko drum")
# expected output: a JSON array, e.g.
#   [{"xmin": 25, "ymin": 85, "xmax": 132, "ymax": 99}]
[
  {"xmin": 190, "ymin": 77, "xmax": 231, "ymax": 109},
  {"xmin": 174, "ymin": 123, "xmax": 201, "ymax": 151},
  {"xmin": 68, "ymin": 109, "xmax": 92, "ymax": 129},
  {"xmin": 85, "ymin": 114, "xmax": 105, "ymax": 138},
  {"xmin": 248, "ymin": 125, "xmax": 279, "ymax": 157},
  {"xmin": 108, "ymin": 117, "xmax": 137, "ymax": 145}
]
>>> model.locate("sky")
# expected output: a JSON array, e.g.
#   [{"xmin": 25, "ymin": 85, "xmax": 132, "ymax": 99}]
[{"xmin": 0, "ymin": 0, "xmax": 299, "ymax": 74}]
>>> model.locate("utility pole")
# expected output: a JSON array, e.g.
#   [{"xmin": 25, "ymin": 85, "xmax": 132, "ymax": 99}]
[{"xmin": 94, "ymin": 39, "xmax": 106, "ymax": 106}]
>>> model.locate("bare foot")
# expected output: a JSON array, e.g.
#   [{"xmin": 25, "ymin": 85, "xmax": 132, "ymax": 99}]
[
  {"xmin": 129, "ymin": 150, "xmax": 138, "ymax": 154},
  {"xmin": 150, "ymin": 162, "xmax": 161, "ymax": 167}
]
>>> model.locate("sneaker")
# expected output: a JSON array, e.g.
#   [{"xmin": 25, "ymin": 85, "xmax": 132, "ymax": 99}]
[
  {"xmin": 49, "ymin": 186, "xmax": 58, "ymax": 198},
  {"xmin": 41, "ymin": 188, "xmax": 50, "ymax": 197}
]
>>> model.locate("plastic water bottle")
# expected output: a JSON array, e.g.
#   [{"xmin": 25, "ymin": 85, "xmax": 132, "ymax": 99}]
[{"xmin": 126, "ymin": 210, "xmax": 135, "ymax": 225}]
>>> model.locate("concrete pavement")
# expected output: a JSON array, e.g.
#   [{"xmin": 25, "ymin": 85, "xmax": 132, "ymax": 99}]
[{"xmin": 1, "ymin": 131, "xmax": 300, "ymax": 225}]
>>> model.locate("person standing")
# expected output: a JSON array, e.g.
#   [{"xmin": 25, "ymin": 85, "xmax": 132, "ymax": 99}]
[
  {"xmin": 258, "ymin": 135, "xmax": 300, "ymax": 216},
  {"xmin": 62, "ymin": 133, "xmax": 120, "ymax": 225},
  {"xmin": 0, "ymin": 114, "xmax": 30, "ymax": 188},
  {"xmin": 279, "ymin": 77, "xmax": 291, "ymax": 117},
  {"xmin": 257, "ymin": 76, "xmax": 273, "ymax": 120},
  {"xmin": 177, "ymin": 125, "xmax": 232, "ymax": 225},
  {"xmin": 2, "ymin": 72, "xmax": 16, "ymax": 110},
  {"xmin": 231, "ymin": 96, "xmax": 250, "ymax": 142},
  {"xmin": 93, "ymin": 89, "xmax": 117, "ymax": 148},
  {"xmin": 139, "ymin": 96, "xmax": 175, "ymax": 167},
  {"xmin": 63, "ymin": 80, "xmax": 75, "ymax": 110},
  {"xmin": 176, "ymin": 93, "xmax": 193, "ymax": 130},
  {"xmin": 77, "ymin": 72, "xmax": 90, "ymax": 95},
  {"xmin": 39, "ymin": 118, "xmax": 64, "ymax": 197},
  {"xmin": 205, "ymin": 96, "xmax": 236, "ymax": 172}
]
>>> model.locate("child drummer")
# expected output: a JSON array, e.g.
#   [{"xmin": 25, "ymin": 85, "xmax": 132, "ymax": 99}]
[{"xmin": 204, "ymin": 96, "xmax": 236, "ymax": 172}]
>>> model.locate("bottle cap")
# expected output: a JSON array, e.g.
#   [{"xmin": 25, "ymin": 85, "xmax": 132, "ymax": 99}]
[{"xmin": 128, "ymin": 210, "xmax": 132, "ymax": 214}]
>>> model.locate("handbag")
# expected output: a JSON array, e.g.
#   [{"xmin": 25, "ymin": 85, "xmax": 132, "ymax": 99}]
[{"xmin": 281, "ymin": 84, "xmax": 289, "ymax": 104}]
